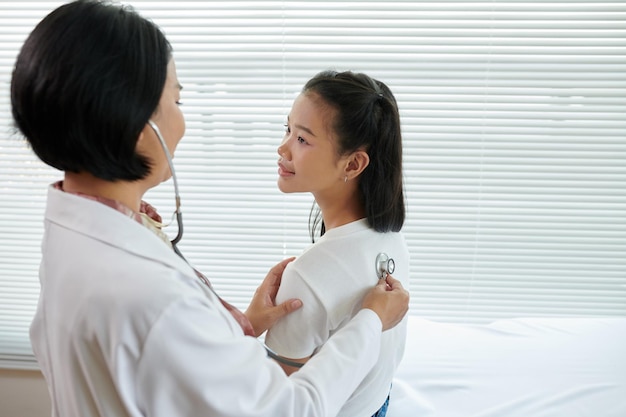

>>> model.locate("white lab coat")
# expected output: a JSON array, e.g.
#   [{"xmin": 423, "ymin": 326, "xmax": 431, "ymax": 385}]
[{"xmin": 31, "ymin": 185, "xmax": 382, "ymax": 417}]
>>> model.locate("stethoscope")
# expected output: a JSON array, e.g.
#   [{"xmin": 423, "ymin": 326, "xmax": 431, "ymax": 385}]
[
  {"xmin": 375, "ymin": 252, "xmax": 395, "ymax": 280},
  {"xmin": 148, "ymin": 120, "xmax": 395, "ymax": 369},
  {"xmin": 148, "ymin": 120, "xmax": 185, "ymax": 258}
]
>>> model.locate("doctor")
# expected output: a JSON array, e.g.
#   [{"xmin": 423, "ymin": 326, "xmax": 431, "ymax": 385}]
[{"xmin": 11, "ymin": 1, "xmax": 410, "ymax": 417}]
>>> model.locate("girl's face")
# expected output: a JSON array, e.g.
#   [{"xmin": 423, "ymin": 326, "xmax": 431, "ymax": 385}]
[
  {"xmin": 138, "ymin": 58, "xmax": 185, "ymax": 185},
  {"xmin": 277, "ymin": 92, "xmax": 350, "ymax": 197}
]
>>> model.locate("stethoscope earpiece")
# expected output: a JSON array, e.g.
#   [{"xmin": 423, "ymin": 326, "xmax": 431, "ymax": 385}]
[{"xmin": 375, "ymin": 252, "xmax": 395, "ymax": 280}]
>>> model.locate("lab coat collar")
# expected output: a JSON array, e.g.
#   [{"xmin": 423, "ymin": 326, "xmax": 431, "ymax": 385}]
[{"xmin": 45, "ymin": 184, "xmax": 195, "ymax": 276}]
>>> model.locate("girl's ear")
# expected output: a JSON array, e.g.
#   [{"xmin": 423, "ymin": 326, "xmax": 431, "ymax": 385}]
[{"xmin": 344, "ymin": 150, "xmax": 370, "ymax": 180}]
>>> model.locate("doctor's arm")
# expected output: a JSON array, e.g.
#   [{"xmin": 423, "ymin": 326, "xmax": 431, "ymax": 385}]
[
  {"xmin": 136, "ymin": 294, "xmax": 388, "ymax": 417},
  {"xmin": 135, "ymin": 276, "xmax": 409, "ymax": 417}
]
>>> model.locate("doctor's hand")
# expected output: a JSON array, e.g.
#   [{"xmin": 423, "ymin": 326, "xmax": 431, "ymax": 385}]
[
  {"xmin": 245, "ymin": 257, "xmax": 303, "ymax": 337},
  {"xmin": 361, "ymin": 275, "xmax": 409, "ymax": 331}
]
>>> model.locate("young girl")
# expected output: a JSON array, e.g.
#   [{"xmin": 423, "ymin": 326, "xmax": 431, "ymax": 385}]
[{"xmin": 266, "ymin": 70, "xmax": 410, "ymax": 417}]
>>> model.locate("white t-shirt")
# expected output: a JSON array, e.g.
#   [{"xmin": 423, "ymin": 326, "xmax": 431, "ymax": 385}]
[{"xmin": 265, "ymin": 219, "xmax": 410, "ymax": 417}]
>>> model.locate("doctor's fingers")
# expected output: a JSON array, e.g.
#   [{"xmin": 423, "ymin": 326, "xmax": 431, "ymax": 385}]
[
  {"xmin": 383, "ymin": 275, "xmax": 405, "ymax": 292},
  {"xmin": 246, "ymin": 298, "xmax": 302, "ymax": 336},
  {"xmin": 268, "ymin": 257, "xmax": 296, "ymax": 281},
  {"xmin": 363, "ymin": 278, "xmax": 409, "ymax": 331},
  {"xmin": 275, "ymin": 298, "xmax": 303, "ymax": 317}
]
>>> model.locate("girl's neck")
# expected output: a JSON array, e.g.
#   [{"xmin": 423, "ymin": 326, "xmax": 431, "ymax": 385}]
[{"xmin": 315, "ymin": 188, "xmax": 365, "ymax": 231}]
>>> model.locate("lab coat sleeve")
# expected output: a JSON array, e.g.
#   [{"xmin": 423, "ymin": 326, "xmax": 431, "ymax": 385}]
[{"xmin": 135, "ymin": 293, "xmax": 382, "ymax": 417}]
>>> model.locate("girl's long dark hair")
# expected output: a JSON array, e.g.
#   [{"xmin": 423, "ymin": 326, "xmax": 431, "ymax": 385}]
[{"xmin": 304, "ymin": 70, "xmax": 405, "ymax": 242}]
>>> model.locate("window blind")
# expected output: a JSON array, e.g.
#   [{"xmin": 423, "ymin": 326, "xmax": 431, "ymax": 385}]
[{"xmin": 1, "ymin": 0, "xmax": 625, "ymax": 370}]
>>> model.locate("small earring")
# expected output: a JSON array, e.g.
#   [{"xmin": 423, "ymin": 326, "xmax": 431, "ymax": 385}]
[{"xmin": 344, "ymin": 175, "xmax": 348, "ymax": 183}]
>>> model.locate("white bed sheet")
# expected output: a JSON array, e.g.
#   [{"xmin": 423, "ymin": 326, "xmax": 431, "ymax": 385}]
[{"xmin": 388, "ymin": 316, "xmax": 626, "ymax": 417}]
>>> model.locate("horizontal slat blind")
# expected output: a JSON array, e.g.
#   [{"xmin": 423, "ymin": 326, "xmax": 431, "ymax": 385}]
[{"xmin": 1, "ymin": 0, "xmax": 625, "ymax": 369}]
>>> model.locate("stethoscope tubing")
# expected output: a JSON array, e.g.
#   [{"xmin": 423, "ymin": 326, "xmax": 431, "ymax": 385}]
[{"xmin": 148, "ymin": 120, "xmax": 183, "ymax": 247}]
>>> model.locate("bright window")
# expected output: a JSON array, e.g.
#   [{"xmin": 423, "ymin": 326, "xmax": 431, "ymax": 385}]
[{"xmin": 1, "ymin": 1, "xmax": 625, "ymax": 369}]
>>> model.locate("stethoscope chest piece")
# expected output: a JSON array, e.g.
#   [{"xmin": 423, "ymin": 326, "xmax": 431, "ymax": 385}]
[{"xmin": 375, "ymin": 252, "xmax": 395, "ymax": 280}]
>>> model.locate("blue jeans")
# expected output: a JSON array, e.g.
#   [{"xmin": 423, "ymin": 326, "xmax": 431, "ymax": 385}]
[{"xmin": 371, "ymin": 392, "xmax": 390, "ymax": 417}]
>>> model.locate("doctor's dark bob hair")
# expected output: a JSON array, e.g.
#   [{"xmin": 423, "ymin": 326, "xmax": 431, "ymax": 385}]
[
  {"xmin": 305, "ymin": 70, "xmax": 405, "ymax": 237},
  {"xmin": 11, "ymin": 0, "xmax": 172, "ymax": 181}
]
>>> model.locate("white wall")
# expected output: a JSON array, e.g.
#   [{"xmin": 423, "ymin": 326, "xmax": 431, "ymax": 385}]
[{"xmin": 0, "ymin": 369, "xmax": 50, "ymax": 417}]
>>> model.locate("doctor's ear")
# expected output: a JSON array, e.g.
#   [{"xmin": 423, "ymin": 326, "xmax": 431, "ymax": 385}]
[
  {"xmin": 134, "ymin": 128, "xmax": 149, "ymax": 151},
  {"xmin": 344, "ymin": 150, "xmax": 370, "ymax": 181},
  {"xmin": 137, "ymin": 119, "xmax": 162, "ymax": 148},
  {"xmin": 135, "ymin": 124, "xmax": 157, "ymax": 155}
]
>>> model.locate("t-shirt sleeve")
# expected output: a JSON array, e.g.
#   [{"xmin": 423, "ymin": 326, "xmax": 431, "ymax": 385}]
[{"xmin": 265, "ymin": 266, "xmax": 329, "ymax": 359}]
